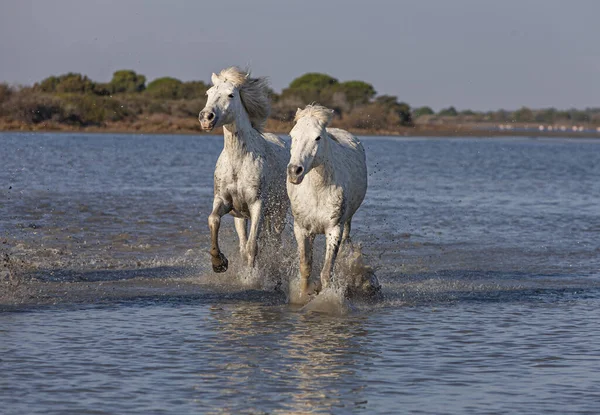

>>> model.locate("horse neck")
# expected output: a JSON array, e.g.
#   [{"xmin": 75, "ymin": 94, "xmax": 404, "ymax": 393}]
[{"xmin": 222, "ymin": 104, "xmax": 261, "ymax": 154}]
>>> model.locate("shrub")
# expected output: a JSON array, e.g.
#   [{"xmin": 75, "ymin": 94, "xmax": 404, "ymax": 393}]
[
  {"xmin": 109, "ymin": 70, "xmax": 146, "ymax": 94},
  {"xmin": 2, "ymin": 91, "xmax": 63, "ymax": 123},
  {"xmin": 438, "ymin": 106, "xmax": 458, "ymax": 116},
  {"xmin": 146, "ymin": 77, "xmax": 183, "ymax": 99},
  {"xmin": 413, "ymin": 106, "xmax": 435, "ymax": 117},
  {"xmin": 180, "ymin": 81, "xmax": 208, "ymax": 99},
  {"xmin": 0, "ymin": 83, "xmax": 13, "ymax": 105}
]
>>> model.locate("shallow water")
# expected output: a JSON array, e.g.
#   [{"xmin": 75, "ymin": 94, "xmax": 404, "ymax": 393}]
[{"xmin": 1, "ymin": 133, "xmax": 600, "ymax": 414}]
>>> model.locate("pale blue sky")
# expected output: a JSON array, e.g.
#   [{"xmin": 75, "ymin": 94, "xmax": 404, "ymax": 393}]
[{"xmin": 1, "ymin": 0, "xmax": 598, "ymax": 110}]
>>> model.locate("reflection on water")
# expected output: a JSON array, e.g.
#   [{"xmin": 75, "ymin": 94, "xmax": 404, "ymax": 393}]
[{"xmin": 204, "ymin": 304, "xmax": 371, "ymax": 413}]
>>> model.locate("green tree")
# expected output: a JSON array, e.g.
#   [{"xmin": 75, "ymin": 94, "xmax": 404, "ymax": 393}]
[
  {"xmin": 535, "ymin": 108, "xmax": 556, "ymax": 123},
  {"xmin": 0, "ymin": 83, "xmax": 13, "ymax": 104},
  {"xmin": 413, "ymin": 106, "xmax": 434, "ymax": 117},
  {"xmin": 38, "ymin": 76, "xmax": 60, "ymax": 93},
  {"xmin": 56, "ymin": 73, "xmax": 95, "ymax": 94},
  {"xmin": 146, "ymin": 77, "xmax": 183, "ymax": 99},
  {"xmin": 512, "ymin": 106, "xmax": 533, "ymax": 122},
  {"xmin": 569, "ymin": 109, "xmax": 589, "ymax": 122},
  {"xmin": 282, "ymin": 73, "xmax": 339, "ymax": 106},
  {"xmin": 375, "ymin": 95, "xmax": 412, "ymax": 126},
  {"xmin": 395, "ymin": 101, "xmax": 412, "ymax": 126},
  {"xmin": 93, "ymin": 83, "xmax": 112, "ymax": 96},
  {"xmin": 180, "ymin": 81, "xmax": 208, "ymax": 99},
  {"xmin": 438, "ymin": 106, "xmax": 458, "ymax": 116},
  {"xmin": 109, "ymin": 70, "xmax": 146, "ymax": 94},
  {"xmin": 37, "ymin": 73, "xmax": 95, "ymax": 94},
  {"xmin": 288, "ymin": 73, "xmax": 338, "ymax": 92},
  {"xmin": 334, "ymin": 81, "xmax": 376, "ymax": 107}
]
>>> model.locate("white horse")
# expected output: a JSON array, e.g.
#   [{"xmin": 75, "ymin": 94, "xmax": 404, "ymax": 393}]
[
  {"xmin": 286, "ymin": 104, "xmax": 368, "ymax": 301},
  {"xmin": 199, "ymin": 67, "xmax": 289, "ymax": 273}
]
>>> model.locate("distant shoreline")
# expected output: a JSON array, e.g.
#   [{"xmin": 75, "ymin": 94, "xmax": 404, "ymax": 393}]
[{"xmin": 2, "ymin": 119, "xmax": 600, "ymax": 139}]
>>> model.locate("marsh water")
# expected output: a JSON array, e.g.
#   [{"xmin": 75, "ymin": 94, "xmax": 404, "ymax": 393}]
[{"xmin": 1, "ymin": 132, "xmax": 600, "ymax": 414}]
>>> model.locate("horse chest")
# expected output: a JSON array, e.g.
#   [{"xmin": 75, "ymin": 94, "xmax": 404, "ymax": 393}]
[
  {"xmin": 290, "ymin": 184, "xmax": 344, "ymax": 233},
  {"xmin": 215, "ymin": 169, "xmax": 260, "ymax": 218}
]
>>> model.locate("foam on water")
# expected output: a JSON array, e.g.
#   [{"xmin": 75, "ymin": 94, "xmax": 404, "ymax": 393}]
[{"xmin": 0, "ymin": 223, "xmax": 386, "ymax": 315}]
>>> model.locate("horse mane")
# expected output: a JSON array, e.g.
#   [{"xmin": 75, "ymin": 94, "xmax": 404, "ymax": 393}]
[
  {"xmin": 216, "ymin": 67, "xmax": 271, "ymax": 131},
  {"xmin": 294, "ymin": 104, "xmax": 334, "ymax": 128}
]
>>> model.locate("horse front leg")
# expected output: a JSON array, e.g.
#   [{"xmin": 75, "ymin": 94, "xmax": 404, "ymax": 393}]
[
  {"xmin": 320, "ymin": 224, "xmax": 343, "ymax": 290},
  {"xmin": 208, "ymin": 198, "xmax": 231, "ymax": 273},
  {"xmin": 293, "ymin": 222, "xmax": 315, "ymax": 298},
  {"xmin": 245, "ymin": 200, "xmax": 264, "ymax": 267}
]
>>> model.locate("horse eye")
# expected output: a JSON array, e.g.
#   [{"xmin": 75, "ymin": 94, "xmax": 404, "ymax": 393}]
[
  {"xmin": 228, "ymin": 93, "xmax": 234, "ymax": 98},
  {"xmin": 315, "ymin": 136, "xmax": 321, "ymax": 141}
]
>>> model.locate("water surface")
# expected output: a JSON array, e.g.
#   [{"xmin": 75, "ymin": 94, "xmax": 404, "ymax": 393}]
[{"xmin": 1, "ymin": 133, "xmax": 599, "ymax": 414}]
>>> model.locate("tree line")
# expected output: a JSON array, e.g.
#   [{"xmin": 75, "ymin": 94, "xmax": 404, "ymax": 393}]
[{"xmin": 0, "ymin": 70, "xmax": 598, "ymax": 129}]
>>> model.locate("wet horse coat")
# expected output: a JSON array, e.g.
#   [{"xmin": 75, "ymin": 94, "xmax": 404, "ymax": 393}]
[
  {"xmin": 286, "ymin": 104, "xmax": 368, "ymax": 302},
  {"xmin": 199, "ymin": 67, "xmax": 289, "ymax": 272}
]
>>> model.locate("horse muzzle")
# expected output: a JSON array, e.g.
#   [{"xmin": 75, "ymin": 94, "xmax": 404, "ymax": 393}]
[
  {"xmin": 199, "ymin": 120, "xmax": 216, "ymax": 131},
  {"xmin": 199, "ymin": 111, "xmax": 217, "ymax": 131},
  {"xmin": 287, "ymin": 164, "xmax": 305, "ymax": 185}
]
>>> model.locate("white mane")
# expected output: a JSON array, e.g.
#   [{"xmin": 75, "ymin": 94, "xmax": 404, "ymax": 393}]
[
  {"xmin": 294, "ymin": 104, "xmax": 334, "ymax": 127},
  {"xmin": 216, "ymin": 67, "xmax": 271, "ymax": 131}
]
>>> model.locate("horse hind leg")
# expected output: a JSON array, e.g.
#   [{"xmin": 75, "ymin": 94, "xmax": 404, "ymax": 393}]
[
  {"xmin": 245, "ymin": 200, "xmax": 264, "ymax": 268},
  {"xmin": 342, "ymin": 217, "xmax": 352, "ymax": 244},
  {"xmin": 234, "ymin": 217, "xmax": 248, "ymax": 261}
]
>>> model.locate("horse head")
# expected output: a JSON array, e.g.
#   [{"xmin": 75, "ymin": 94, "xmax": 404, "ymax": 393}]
[
  {"xmin": 287, "ymin": 104, "xmax": 334, "ymax": 184},
  {"xmin": 199, "ymin": 67, "xmax": 270, "ymax": 132}
]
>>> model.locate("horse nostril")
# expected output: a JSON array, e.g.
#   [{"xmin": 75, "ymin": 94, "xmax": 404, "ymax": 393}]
[
  {"xmin": 295, "ymin": 166, "xmax": 303, "ymax": 176},
  {"xmin": 207, "ymin": 112, "xmax": 215, "ymax": 121}
]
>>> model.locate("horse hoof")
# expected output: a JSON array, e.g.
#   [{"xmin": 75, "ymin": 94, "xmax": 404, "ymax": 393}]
[
  {"xmin": 211, "ymin": 253, "xmax": 228, "ymax": 273},
  {"xmin": 306, "ymin": 280, "xmax": 322, "ymax": 296}
]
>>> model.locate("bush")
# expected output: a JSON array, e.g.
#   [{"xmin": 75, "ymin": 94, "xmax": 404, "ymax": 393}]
[
  {"xmin": 172, "ymin": 99, "xmax": 205, "ymax": 117},
  {"xmin": 281, "ymin": 73, "xmax": 339, "ymax": 107},
  {"xmin": 109, "ymin": 70, "xmax": 146, "ymax": 94},
  {"xmin": 2, "ymin": 91, "xmax": 63, "ymax": 123},
  {"xmin": 512, "ymin": 107, "xmax": 533, "ymax": 122},
  {"xmin": 180, "ymin": 81, "xmax": 208, "ymax": 99},
  {"xmin": 0, "ymin": 83, "xmax": 13, "ymax": 105},
  {"xmin": 146, "ymin": 77, "xmax": 183, "ymax": 99},
  {"xmin": 413, "ymin": 106, "xmax": 434, "ymax": 117},
  {"xmin": 341, "ymin": 103, "xmax": 390, "ymax": 130},
  {"xmin": 93, "ymin": 83, "xmax": 112, "ymax": 96},
  {"xmin": 36, "ymin": 73, "xmax": 96, "ymax": 94},
  {"xmin": 438, "ymin": 106, "xmax": 458, "ymax": 116},
  {"xmin": 288, "ymin": 73, "xmax": 338, "ymax": 91},
  {"xmin": 375, "ymin": 96, "xmax": 412, "ymax": 126},
  {"xmin": 60, "ymin": 95, "xmax": 130, "ymax": 125},
  {"xmin": 147, "ymin": 101, "xmax": 171, "ymax": 115},
  {"xmin": 333, "ymin": 81, "xmax": 376, "ymax": 108}
]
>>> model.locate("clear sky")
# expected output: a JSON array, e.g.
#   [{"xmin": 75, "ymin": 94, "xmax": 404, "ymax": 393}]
[{"xmin": 1, "ymin": 0, "xmax": 598, "ymax": 111}]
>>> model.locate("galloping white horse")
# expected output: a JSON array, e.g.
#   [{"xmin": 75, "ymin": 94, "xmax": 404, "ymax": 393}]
[
  {"xmin": 286, "ymin": 104, "xmax": 368, "ymax": 301},
  {"xmin": 199, "ymin": 67, "xmax": 289, "ymax": 273}
]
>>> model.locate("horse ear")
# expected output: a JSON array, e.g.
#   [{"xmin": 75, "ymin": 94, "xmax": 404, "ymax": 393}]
[
  {"xmin": 294, "ymin": 108, "xmax": 302, "ymax": 122},
  {"xmin": 211, "ymin": 72, "xmax": 219, "ymax": 85}
]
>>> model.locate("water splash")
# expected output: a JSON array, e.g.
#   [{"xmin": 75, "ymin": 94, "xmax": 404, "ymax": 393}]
[{"xmin": 287, "ymin": 241, "xmax": 383, "ymax": 314}]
